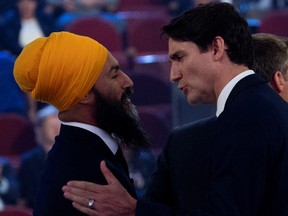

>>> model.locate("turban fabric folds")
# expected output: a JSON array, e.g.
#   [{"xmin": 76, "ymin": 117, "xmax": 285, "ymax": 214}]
[{"xmin": 14, "ymin": 32, "xmax": 108, "ymax": 111}]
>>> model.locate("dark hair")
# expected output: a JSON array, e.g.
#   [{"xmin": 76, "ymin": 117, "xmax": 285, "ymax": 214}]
[
  {"xmin": 252, "ymin": 33, "xmax": 288, "ymax": 82},
  {"xmin": 161, "ymin": 2, "xmax": 254, "ymax": 67}
]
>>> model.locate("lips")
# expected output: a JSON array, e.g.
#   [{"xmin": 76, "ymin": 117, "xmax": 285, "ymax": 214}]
[
  {"xmin": 122, "ymin": 98, "xmax": 132, "ymax": 108},
  {"xmin": 179, "ymin": 86, "xmax": 188, "ymax": 95}
]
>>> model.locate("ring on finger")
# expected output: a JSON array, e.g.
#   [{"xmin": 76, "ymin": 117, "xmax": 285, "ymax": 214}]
[{"xmin": 87, "ymin": 199, "xmax": 95, "ymax": 209}]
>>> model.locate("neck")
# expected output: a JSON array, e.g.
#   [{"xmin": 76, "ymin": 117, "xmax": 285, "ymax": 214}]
[
  {"xmin": 214, "ymin": 64, "xmax": 249, "ymax": 99},
  {"xmin": 59, "ymin": 104, "xmax": 98, "ymax": 127}
]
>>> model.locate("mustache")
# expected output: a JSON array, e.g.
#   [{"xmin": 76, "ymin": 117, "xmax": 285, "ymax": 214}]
[{"xmin": 121, "ymin": 88, "xmax": 134, "ymax": 102}]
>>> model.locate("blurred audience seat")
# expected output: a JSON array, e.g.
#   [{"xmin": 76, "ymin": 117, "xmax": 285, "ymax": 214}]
[
  {"xmin": 126, "ymin": 16, "xmax": 169, "ymax": 56},
  {"xmin": 130, "ymin": 73, "xmax": 171, "ymax": 106},
  {"xmin": 0, "ymin": 114, "xmax": 36, "ymax": 170},
  {"xmin": 257, "ymin": 10, "xmax": 288, "ymax": 36},
  {"xmin": 131, "ymin": 54, "xmax": 170, "ymax": 82},
  {"xmin": 123, "ymin": 15, "xmax": 170, "ymax": 71},
  {"xmin": 0, "ymin": 205, "xmax": 32, "ymax": 216},
  {"xmin": 137, "ymin": 106, "xmax": 171, "ymax": 158},
  {"xmin": 118, "ymin": 0, "xmax": 164, "ymax": 11},
  {"xmin": 130, "ymin": 72, "xmax": 172, "ymax": 156},
  {"xmin": 65, "ymin": 16, "xmax": 128, "ymax": 69},
  {"xmin": 65, "ymin": 16, "xmax": 123, "ymax": 51}
]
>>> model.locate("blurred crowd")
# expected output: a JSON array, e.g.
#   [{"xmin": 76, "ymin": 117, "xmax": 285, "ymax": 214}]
[
  {"xmin": 1, "ymin": 0, "xmax": 287, "ymax": 56},
  {"xmin": 0, "ymin": 0, "xmax": 287, "ymax": 212},
  {"xmin": 0, "ymin": 105, "xmax": 60, "ymax": 210}
]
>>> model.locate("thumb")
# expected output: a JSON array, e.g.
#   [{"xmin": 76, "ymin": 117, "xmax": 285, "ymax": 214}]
[{"xmin": 100, "ymin": 160, "xmax": 119, "ymax": 185}]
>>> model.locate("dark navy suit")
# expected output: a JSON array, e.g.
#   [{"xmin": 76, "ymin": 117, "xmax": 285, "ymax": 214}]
[
  {"xmin": 137, "ymin": 74, "xmax": 288, "ymax": 216},
  {"xmin": 34, "ymin": 125, "xmax": 135, "ymax": 216},
  {"xmin": 143, "ymin": 116, "xmax": 216, "ymax": 211}
]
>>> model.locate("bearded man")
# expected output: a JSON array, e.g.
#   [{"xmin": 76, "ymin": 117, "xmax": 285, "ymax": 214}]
[{"xmin": 13, "ymin": 31, "xmax": 151, "ymax": 216}]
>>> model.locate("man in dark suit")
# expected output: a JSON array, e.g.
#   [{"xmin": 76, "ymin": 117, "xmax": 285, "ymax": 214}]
[
  {"xmin": 138, "ymin": 32, "xmax": 288, "ymax": 214},
  {"xmin": 62, "ymin": 2, "xmax": 288, "ymax": 216},
  {"xmin": 138, "ymin": 33, "xmax": 288, "ymax": 214},
  {"xmin": 13, "ymin": 31, "xmax": 150, "ymax": 215}
]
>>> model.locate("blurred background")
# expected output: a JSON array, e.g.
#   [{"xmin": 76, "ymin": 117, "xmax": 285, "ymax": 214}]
[{"xmin": 0, "ymin": 0, "xmax": 287, "ymax": 214}]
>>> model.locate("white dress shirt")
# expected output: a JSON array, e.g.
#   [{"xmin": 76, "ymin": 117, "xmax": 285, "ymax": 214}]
[
  {"xmin": 19, "ymin": 18, "xmax": 44, "ymax": 47},
  {"xmin": 216, "ymin": 70, "xmax": 255, "ymax": 117}
]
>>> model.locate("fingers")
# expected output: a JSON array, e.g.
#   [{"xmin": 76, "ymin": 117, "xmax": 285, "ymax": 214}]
[
  {"xmin": 63, "ymin": 189, "xmax": 88, "ymax": 207},
  {"xmin": 63, "ymin": 190, "xmax": 99, "ymax": 215},
  {"xmin": 62, "ymin": 160, "xmax": 132, "ymax": 216},
  {"xmin": 100, "ymin": 160, "xmax": 119, "ymax": 185},
  {"xmin": 66, "ymin": 180, "xmax": 102, "ymax": 193}
]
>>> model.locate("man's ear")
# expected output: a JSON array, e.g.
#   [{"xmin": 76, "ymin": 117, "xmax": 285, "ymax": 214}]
[
  {"xmin": 271, "ymin": 71, "xmax": 285, "ymax": 94},
  {"xmin": 79, "ymin": 91, "xmax": 94, "ymax": 105},
  {"xmin": 212, "ymin": 36, "xmax": 225, "ymax": 62}
]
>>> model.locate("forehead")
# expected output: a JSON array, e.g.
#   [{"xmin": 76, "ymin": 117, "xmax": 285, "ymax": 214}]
[
  {"xmin": 97, "ymin": 52, "xmax": 119, "ymax": 80},
  {"xmin": 168, "ymin": 38, "xmax": 200, "ymax": 57}
]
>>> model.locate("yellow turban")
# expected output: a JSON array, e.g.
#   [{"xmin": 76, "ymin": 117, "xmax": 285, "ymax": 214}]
[{"xmin": 14, "ymin": 31, "xmax": 108, "ymax": 111}]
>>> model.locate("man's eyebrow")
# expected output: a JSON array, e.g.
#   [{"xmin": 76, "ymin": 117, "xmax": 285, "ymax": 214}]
[
  {"xmin": 109, "ymin": 65, "xmax": 120, "ymax": 73},
  {"xmin": 169, "ymin": 52, "xmax": 181, "ymax": 60}
]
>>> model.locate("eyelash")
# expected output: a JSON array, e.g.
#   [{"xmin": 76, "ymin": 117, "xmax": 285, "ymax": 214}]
[
  {"xmin": 111, "ymin": 73, "xmax": 118, "ymax": 79},
  {"xmin": 175, "ymin": 56, "xmax": 183, "ymax": 62}
]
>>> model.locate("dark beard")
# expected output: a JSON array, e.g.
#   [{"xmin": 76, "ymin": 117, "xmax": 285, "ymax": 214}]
[{"xmin": 92, "ymin": 89, "xmax": 151, "ymax": 150}]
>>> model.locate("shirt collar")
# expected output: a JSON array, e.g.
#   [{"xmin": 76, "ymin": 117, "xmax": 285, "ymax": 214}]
[
  {"xmin": 216, "ymin": 70, "xmax": 255, "ymax": 117},
  {"xmin": 61, "ymin": 121, "xmax": 118, "ymax": 155}
]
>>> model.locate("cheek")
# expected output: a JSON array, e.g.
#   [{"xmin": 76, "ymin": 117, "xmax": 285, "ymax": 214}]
[
  {"xmin": 111, "ymin": 85, "xmax": 123, "ymax": 102},
  {"xmin": 281, "ymin": 85, "xmax": 288, "ymax": 102},
  {"xmin": 105, "ymin": 89, "xmax": 123, "ymax": 105}
]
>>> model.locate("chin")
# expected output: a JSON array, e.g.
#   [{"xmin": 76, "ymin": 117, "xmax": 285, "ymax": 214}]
[{"xmin": 187, "ymin": 97, "xmax": 202, "ymax": 106}]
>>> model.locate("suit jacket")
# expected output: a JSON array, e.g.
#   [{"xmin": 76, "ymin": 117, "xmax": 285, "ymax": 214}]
[
  {"xmin": 33, "ymin": 125, "xmax": 135, "ymax": 216},
  {"xmin": 137, "ymin": 74, "xmax": 288, "ymax": 216},
  {"xmin": 143, "ymin": 116, "xmax": 216, "ymax": 210}
]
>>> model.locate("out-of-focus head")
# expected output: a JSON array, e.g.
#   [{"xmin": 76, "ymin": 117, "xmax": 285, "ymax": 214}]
[
  {"xmin": 252, "ymin": 33, "xmax": 288, "ymax": 101},
  {"xmin": 14, "ymin": 31, "xmax": 108, "ymax": 112},
  {"xmin": 36, "ymin": 105, "xmax": 61, "ymax": 152},
  {"xmin": 252, "ymin": 33, "xmax": 288, "ymax": 82},
  {"xmin": 17, "ymin": 0, "xmax": 38, "ymax": 19}
]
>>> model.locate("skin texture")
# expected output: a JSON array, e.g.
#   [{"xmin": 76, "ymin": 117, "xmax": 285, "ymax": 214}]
[
  {"xmin": 168, "ymin": 38, "xmax": 218, "ymax": 104},
  {"xmin": 94, "ymin": 53, "xmax": 134, "ymax": 108},
  {"xmin": 270, "ymin": 71, "xmax": 288, "ymax": 101},
  {"xmin": 63, "ymin": 161, "xmax": 136, "ymax": 216},
  {"xmin": 168, "ymin": 37, "xmax": 248, "ymax": 105}
]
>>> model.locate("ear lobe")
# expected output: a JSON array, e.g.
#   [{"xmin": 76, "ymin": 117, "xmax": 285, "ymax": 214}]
[
  {"xmin": 80, "ymin": 91, "xmax": 94, "ymax": 105},
  {"xmin": 272, "ymin": 71, "xmax": 284, "ymax": 93},
  {"xmin": 212, "ymin": 36, "xmax": 225, "ymax": 61}
]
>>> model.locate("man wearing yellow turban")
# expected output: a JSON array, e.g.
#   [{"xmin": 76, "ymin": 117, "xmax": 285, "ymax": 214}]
[{"xmin": 14, "ymin": 31, "xmax": 151, "ymax": 215}]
